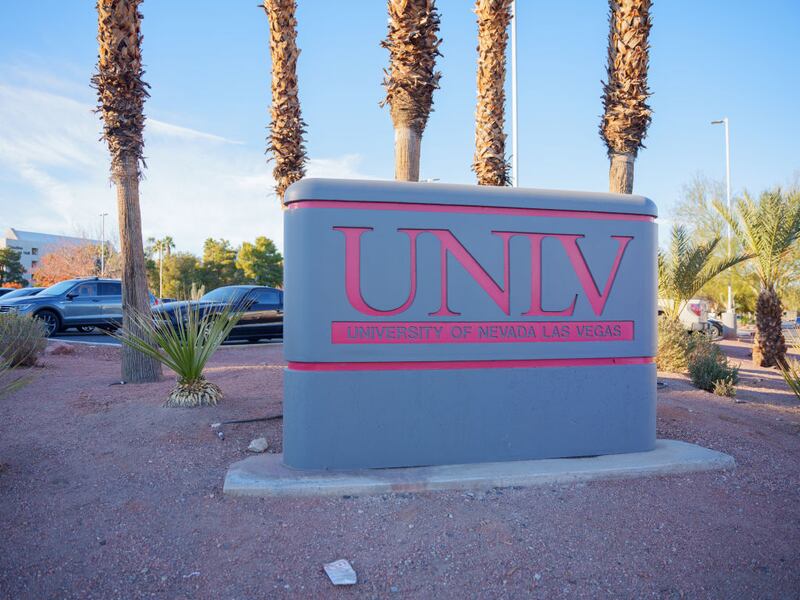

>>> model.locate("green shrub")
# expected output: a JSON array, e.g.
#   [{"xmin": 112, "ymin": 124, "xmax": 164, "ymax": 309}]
[
  {"xmin": 712, "ymin": 377, "xmax": 737, "ymax": 398},
  {"xmin": 0, "ymin": 313, "xmax": 47, "ymax": 367},
  {"xmin": 657, "ymin": 317, "xmax": 690, "ymax": 372},
  {"xmin": 688, "ymin": 337, "xmax": 739, "ymax": 393},
  {"xmin": 111, "ymin": 304, "xmax": 243, "ymax": 407}
]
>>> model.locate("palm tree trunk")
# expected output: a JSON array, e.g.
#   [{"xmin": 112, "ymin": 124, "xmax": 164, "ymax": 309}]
[
  {"xmin": 599, "ymin": 0, "xmax": 652, "ymax": 195},
  {"xmin": 93, "ymin": 0, "xmax": 160, "ymax": 383},
  {"xmin": 473, "ymin": 0, "xmax": 512, "ymax": 186},
  {"xmin": 381, "ymin": 0, "xmax": 442, "ymax": 182},
  {"xmin": 394, "ymin": 126, "xmax": 421, "ymax": 181},
  {"xmin": 115, "ymin": 155, "xmax": 162, "ymax": 383},
  {"xmin": 753, "ymin": 286, "xmax": 787, "ymax": 368},
  {"xmin": 609, "ymin": 151, "xmax": 635, "ymax": 194},
  {"xmin": 263, "ymin": 0, "xmax": 307, "ymax": 202}
]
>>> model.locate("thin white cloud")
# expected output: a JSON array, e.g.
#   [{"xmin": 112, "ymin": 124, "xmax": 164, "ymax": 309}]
[
  {"xmin": 147, "ymin": 119, "xmax": 242, "ymax": 145},
  {"xmin": 0, "ymin": 68, "xmax": 371, "ymax": 254}
]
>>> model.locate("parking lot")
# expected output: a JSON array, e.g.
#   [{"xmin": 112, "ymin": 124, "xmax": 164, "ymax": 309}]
[{"xmin": 51, "ymin": 329, "xmax": 282, "ymax": 347}]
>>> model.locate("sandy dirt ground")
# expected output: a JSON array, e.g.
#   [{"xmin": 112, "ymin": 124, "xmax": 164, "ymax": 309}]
[{"xmin": 1, "ymin": 340, "xmax": 798, "ymax": 599}]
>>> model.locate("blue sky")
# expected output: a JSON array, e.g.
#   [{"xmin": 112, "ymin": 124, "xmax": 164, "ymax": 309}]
[{"xmin": 1, "ymin": 1, "xmax": 798, "ymax": 253}]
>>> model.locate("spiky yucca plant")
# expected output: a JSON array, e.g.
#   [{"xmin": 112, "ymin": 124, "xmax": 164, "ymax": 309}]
[
  {"xmin": 263, "ymin": 0, "xmax": 307, "ymax": 202},
  {"xmin": 473, "ymin": 0, "xmax": 512, "ymax": 186},
  {"xmin": 92, "ymin": 0, "xmax": 161, "ymax": 383},
  {"xmin": 658, "ymin": 225, "xmax": 750, "ymax": 321},
  {"xmin": 112, "ymin": 306, "xmax": 243, "ymax": 407},
  {"xmin": 716, "ymin": 190, "xmax": 800, "ymax": 367},
  {"xmin": 780, "ymin": 329, "xmax": 800, "ymax": 399},
  {"xmin": 600, "ymin": 0, "xmax": 652, "ymax": 194},
  {"xmin": 381, "ymin": 0, "xmax": 442, "ymax": 182}
]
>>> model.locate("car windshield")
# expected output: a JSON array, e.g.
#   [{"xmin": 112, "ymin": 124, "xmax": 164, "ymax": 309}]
[
  {"xmin": 200, "ymin": 287, "xmax": 248, "ymax": 305},
  {"xmin": 38, "ymin": 280, "xmax": 80, "ymax": 297},
  {"xmin": 1, "ymin": 288, "xmax": 39, "ymax": 299}
]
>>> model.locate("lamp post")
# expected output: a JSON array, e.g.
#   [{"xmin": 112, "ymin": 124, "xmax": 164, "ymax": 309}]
[
  {"xmin": 510, "ymin": 0, "xmax": 518, "ymax": 187},
  {"xmin": 99, "ymin": 212, "xmax": 108, "ymax": 277},
  {"xmin": 158, "ymin": 240, "xmax": 164, "ymax": 299},
  {"xmin": 711, "ymin": 117, "xmax": 736, "ymax": 338}
]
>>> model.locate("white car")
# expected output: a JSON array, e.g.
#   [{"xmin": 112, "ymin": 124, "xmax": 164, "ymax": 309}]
[{"xmin": 658, "ymin": 298, "xmax": 711, "ymax": 333}]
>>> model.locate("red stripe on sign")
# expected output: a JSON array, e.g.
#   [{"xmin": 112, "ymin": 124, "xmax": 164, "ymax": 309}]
[
  {"xmin": 287, "ymin": 200, "xmax": 655, "ymax": 222},
  {"xmin": 287, "ymin": 356, "xmax": 654, "ymax": 372}
]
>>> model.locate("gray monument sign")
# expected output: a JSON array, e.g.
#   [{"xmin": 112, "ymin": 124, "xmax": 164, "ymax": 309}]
[{"xmin": 283, "ymin": 179, "xmax": 657, "ymax": 470}]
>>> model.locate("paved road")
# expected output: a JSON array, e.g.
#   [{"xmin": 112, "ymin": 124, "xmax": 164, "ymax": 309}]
[{"xmin": 51, "ymin": 330, "xmax": 282, "ymax": 347}]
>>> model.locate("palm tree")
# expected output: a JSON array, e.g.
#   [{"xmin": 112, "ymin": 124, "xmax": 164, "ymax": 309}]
[
  {"xmin": 658, "ymin": 225, "xmax": 750, "ymax": 321},
  {"xmin": 92, "ymin": 0, "xmax": 161, "ymax": 383},
  {"xmin": 716, "ymin": 190, "xmax": 800, "ymax": 367},
  {"xmin": 381, "ymin": 0, "xmax": 442, "ymax": 181},
  {"xmin": 473, "ymin": 0, "xmax": 512, "ymax": 186},
  {"xmin": 263, "ymin": 0, "xmax": 307, "ymax": 202},
  {"xmin": 599, "ymin": 0, "xmax": 652, "ymax": 194}
]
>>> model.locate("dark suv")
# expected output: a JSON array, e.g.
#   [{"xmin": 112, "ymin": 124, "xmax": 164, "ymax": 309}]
[
  {"xmin": 0, "ymin": 277, "xmax": 154, "ymax": 337},
  {"xmin": 153, "ymin": 285, "xmax": 283, "ymax": 343}
]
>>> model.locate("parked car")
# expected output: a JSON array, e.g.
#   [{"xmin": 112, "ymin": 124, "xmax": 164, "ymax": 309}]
[
  {"xmin": 152, "ymin": 285, "xmax": 283, "ymax": 343},
  {"xmin": 0, "ymin": 277, "xmax": 157, "ymax": 337},
  {"xmin": 0, "ymin": 287, "xmax": 45, "ymax": 300},
  {"xmin": 658, "ymin": 298, "xmax": 711, "ymax": 333},
  {"xmin": 707, "ymin": 317, "xmax": 724, "ymax": 339}
]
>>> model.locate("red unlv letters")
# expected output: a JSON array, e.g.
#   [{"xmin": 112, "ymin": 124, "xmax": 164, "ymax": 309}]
[{"xmin": 334, "ymin": 227, "xmax": 632, "ymax": 318}]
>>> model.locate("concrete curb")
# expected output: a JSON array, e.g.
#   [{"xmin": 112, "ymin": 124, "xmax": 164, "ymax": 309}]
[{"xmin": 223, "ymin": 439, "xmax": 735, "ymax": 498}]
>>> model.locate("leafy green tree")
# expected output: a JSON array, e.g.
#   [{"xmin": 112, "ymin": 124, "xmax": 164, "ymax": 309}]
[
  {"xmin": 236, "ymin": 236, "xmax": 283, "ymax": 287},
  {"xmin": 0, "ymin": 248, "xmax": 26, "ymax": 285},
  {"xmin": 715, "ymin": 189, "xmax": 800, "ymax": 367},
  {"xmin": 658, "ymin": 225, "xmax": 750, "ymax": 321},
  {"xmin": 161, "ymin": 253, "xmax": 203, "ymax": 299},
  {"xmin": 201, "ymin": 238, "xmax": 241, "ymax": 290}
]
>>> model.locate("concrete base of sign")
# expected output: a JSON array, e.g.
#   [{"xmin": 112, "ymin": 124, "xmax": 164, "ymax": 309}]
[{"xmin": 223, "ymin": 439, "xmax": 734, "ymax": 498}]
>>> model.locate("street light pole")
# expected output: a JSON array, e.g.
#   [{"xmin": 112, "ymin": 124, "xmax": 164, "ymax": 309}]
[
  {"xmin": 99, "ymin": 212, "xmax": 108, "ymax": 277},
  {"xmin": 159, "ymin": 240, "xmax": 164, "ymax": 299},
  {"xmin": 711, "ymin": 117, "xmax": 736, "ymax": 337},
  {"xmin": 510, "ymin": 0, "xmax": 518, "ymax": 188}
]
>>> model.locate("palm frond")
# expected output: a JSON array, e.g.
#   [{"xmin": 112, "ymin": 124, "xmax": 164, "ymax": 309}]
[
  {"xmin": 715, "ymin": 190, "xmax": 800, "ymax": 288},
  {"xmin": 658, "ymin": 224, "xmax": 750, "ymax": 319}
]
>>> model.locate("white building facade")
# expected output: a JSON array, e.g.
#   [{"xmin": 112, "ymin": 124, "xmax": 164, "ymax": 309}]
[{"xmin": 1, "ymin": 228, "xmax": 100, "ymax": 284}]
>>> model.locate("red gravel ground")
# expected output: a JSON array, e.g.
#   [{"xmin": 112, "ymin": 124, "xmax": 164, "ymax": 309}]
[{"xmin": 1, "ymin": 339, "xmax": 799, "ymax": 599}]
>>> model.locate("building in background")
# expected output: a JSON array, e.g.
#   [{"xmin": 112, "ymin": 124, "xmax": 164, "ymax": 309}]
[{"xmin": 0, "ymin": 228, "xmax": 100, "ymax": 284}]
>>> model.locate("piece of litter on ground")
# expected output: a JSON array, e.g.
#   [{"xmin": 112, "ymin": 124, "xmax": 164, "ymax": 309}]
[
  {"xmin": 323, "ymin": 559, "xmax": 357, "ymax": 585},
  {"xmin": 210, "ymin": 423, "xmax": 222, "ymax": 429},
  {"xmin": 182, "ymin": 571, "xmax": 200, "ymax": 579},
  {"xmin": 247, "ymin": 437, "xmax": 269, "ymax": 453}
]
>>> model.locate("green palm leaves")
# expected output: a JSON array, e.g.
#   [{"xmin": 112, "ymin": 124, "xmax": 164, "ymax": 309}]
[
  {"xmin": 714, "ymin": 189, "xmax": 800, "ymax": 366},
  {"xmin": 714, "ymin": 190, "xmax": 800, "ymax": 290},
  {"xmin": 658, "ymin": 225, "xmax": 750, "ymax": 320}
]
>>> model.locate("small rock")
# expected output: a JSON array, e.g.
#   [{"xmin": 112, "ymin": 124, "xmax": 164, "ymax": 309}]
[
  {"xmin": 390, "ymin": 586, "xmax": 399, "ymax": 593},
  {"xmin": 247, "ymin": 437, "xmax": 269, "ymax": 453},
  {"xmin": 323, "ymin": 559, "xmax": 357, "ymax": 586}
]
